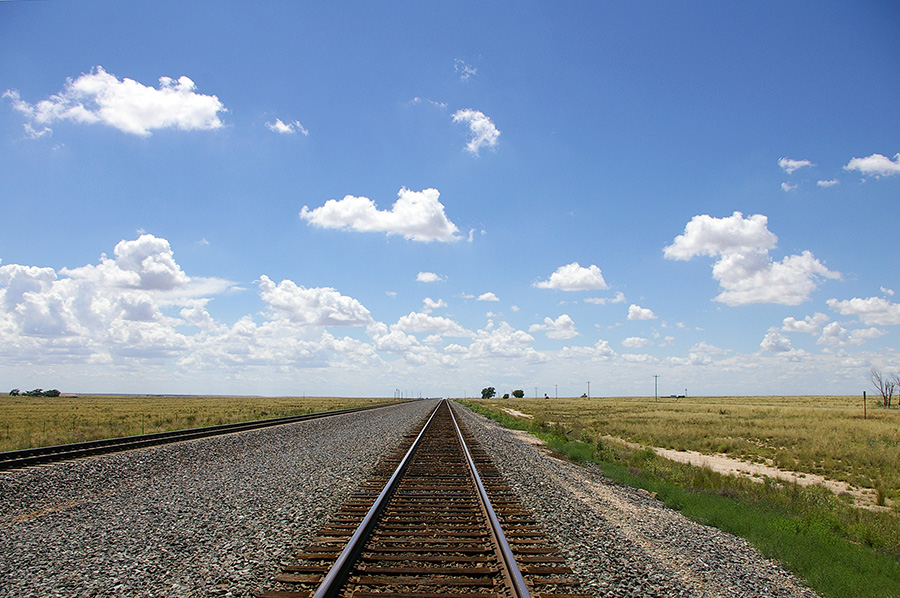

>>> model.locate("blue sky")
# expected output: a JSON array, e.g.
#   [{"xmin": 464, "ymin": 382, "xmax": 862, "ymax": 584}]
[{"xmin": 1, "ymin": 1, "xmax": 898, "ymax": 398}]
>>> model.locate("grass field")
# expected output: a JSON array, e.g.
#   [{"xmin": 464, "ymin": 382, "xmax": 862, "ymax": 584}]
[
  {"xmin": 460, "ymin": 395, "xmax": 900, "ymax": 598},
  {"xmin": 0, "ymin": 395, "xmax": 397, "ymax": 453},
  {"xmin": 479, "ymin": 395, "xmax": 900, "ymax": 501}
]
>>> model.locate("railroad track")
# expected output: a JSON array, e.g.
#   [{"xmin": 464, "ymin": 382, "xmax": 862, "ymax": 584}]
[
  {"xmin": 0, "ymin": 402, "xmax": 402, "ymax": 471},
  {"xmin": 261, "ymin": 399, "xmax": 588, "ymax": 598}
]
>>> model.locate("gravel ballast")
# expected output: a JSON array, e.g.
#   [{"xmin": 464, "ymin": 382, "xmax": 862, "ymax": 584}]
[
  {"xmin": 2, "ymin": 399, "xmax": 819, "ymax": 597},
  {"xmin": 453, "ymin": 403, "xmax": 820, "ymax": 598},
  {"xmin": 0, "ymin": 400, "xmax": 434, "ymax": 598}
]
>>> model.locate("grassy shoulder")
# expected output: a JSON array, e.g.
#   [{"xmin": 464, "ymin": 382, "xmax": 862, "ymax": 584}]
[
  {"xmin": 0, "ymin": 395, "xmax": 398, "ymax": 452},
  {"xmin": 459, "ymin": 400, "xmax": 900, "ymax": 598}
]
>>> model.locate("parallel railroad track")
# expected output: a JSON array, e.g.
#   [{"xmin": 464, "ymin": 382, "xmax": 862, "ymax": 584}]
[
  {"xmin": 0, "ymin": 402, "xmax": 403, "ymax": 471},
  {"xmin": 261, "ymin": 399, "xmax": 588, "ymax": 598}
]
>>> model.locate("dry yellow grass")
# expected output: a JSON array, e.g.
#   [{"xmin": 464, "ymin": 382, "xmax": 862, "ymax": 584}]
[
  {"xmin": 476, "ymin": 395, "xmax": 900, "ymax": 499},
  {"xmin": 0, "ymin": 395, "xmax": 396, "ymax": 452}
]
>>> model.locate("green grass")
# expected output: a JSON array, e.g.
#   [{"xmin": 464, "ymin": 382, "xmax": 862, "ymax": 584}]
[{"xmin": 459, "ymin": 400, "xmax": 900, "ymax": 598}]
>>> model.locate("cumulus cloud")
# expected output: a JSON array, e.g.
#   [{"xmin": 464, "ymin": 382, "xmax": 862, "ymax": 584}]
[
  {"xmin": 560, "ymin": 339, "xmax": 617, "ymax": 361},
  {"xmin": 452, "ymin": 109, "xmax": 500, "ymax": 156},
  {"xmin": 258, "ymin": 275, "xmax": 372, "ymax": 327},
  {"xmin": 417, "ymin": 272, "xmax": 446, "ymax": 283},
  {"xmin": 781, "ymin": 182, "xmax": 798, "ymax": 192},
  {"xmin": 393, "ymin": 311, "xmax": 470, "ymax": 337},
  {"xmin": 477, "ymin": 292, "xmax": 499, "ymax": 302},
  {"xmin": 826, "ymin": 296, "xmax": 900, "ymax": 326},
  {"xmin": 627, "ymin": 304, "xmax": 657, "ymax": 321},
  {"xmin": 4, "ymin": 66, "xmax": 225, "ymax": 137},
  {"xmin": 664, "ymin": 212, "xmax": 839, "ymax": 306},
  {"xmin": 62, "ymin": 234, "xmax": 190, "ymax": 291},
  {"xmin": 817, "ymin": 322, "xmax": 885, "ymax": 347},
  {"xmin": 782, "ymin": 312, "xmax": 830, "ymax": 336},
  {"xmin": 0, "ymin": 235, "xmax": 235, "ymax": 362},
  {"xmin": 778, "ymin": 157, "xmax": 814, "ymax": 174},
  {"xmin": 467, "ymin": 322, "xmax": 543, "ymax": 360},
  {"xmin": 760, "ymin": 330, "xmax": 793, "ymax": 352},
  {"xmin": 300, "ymin": 187, "xmax": 461, "ymax": 243},
  {"xmin": 622, "ymin": 336, "xmax": 652, "ymax": 348},
  {"xmin": 584, "ymin": 291, "xmax": 626, "ymax": 305},
  {"xmin": 265, "ymin": 118, "xmax": 308, "ymax": 135},
  {"xmin": 817, "ymin": 179, "xmax": 839, "ymax": 188},
  {"xmin": 534, "ymin": 262, "xmax": 609, "ymax": 291},
  {"xmin": 844, "ymin": 153, "xmax": 900, "ymax": 178},
  {"xmin": 421, "ymin": 298, "xmax": 447, "ymax": 313},
  {"xmin": 529, "ymin": 314, "xmax": 579, "ymax": 340}
]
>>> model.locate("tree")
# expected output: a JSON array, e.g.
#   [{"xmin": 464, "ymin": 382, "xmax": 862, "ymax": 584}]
[
  {"xmin": 481, "ymin": 387, "xmax": 496, "ymax": 399},
  {"xmin": 9, "ymin": 389, "xmax": 20, "ymax": 396},
  {"xmin": 43, "ymin": 389, "xmax": 61, "ymax": 397},
  {"xmin": 871, "ymin": 366, "xmax": 896, "ymax": 408},
  {"xmin": 511, "ymin": 389, "xmax": 525, "ymax": 398}
]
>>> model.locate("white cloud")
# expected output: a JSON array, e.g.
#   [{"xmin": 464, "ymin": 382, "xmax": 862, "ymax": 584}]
[
  {"xmin": 782, "ymin": 312, "xmax": 830, "ymax": 336},
  {"xmin": 622, "ymin": 336, "xmax": 652, "ymax": 348},
  {"xmin": 882, "ymin": 287, "xmax": 895, "ymax": 296},
  {"xmin": 61, "ymin": 234, "xmax": 190, "ymax": 291},
  {"xmin": 664, "ymin": 212, "xmax": 777, "ymax": 259},
  {"xmin": 258, "ymin": 275, "xmax": 372, "ymax": 327},
  {"xmin": 416, "ymin": 272, "xmax": 446, "ymax": 283},
  {"xmin": 781, "ymin": 182, "xmax": 798, "ymax": 192},
  {"xmin": 844, "ymin": 153, "xmax": 900, "ymax": 178},
  {"xmin": 393, "ymin": 311, "xmax": 470, "ymax": 337},
  {"xmin": 664, "ymin": 212, "xmax": 839, "ymax": 306},
  {"xmin": 466, "ymin": 322, "xmax": 543, "ymax": 360},
  {"xmin": 452, "ymin": 109, "xmax": 500, "ymax": 156},
  {"xmin": 817, "ymin": 179, "xmax": 839, "ymax": 188},
  {"xmin": 760, "ymin": 330, "xmax": 793, "ymax": 352},
  {"xmin": 534, "ymin": 262, "xmax": 609, "ymax": 291},
  {"xmin": 4, "ymin": 66, "xmax": 225, "ymax": 137},
  {"xmin": 778, "ymin": 157, "xmax": 814, "ymax": 174},
  {"xmin": 421, "ymin": 297, "xmax": 447, "ymax": 313},
  {"xmin": 689, "ymin": 341, "xmax": 730, "ymax": 356},
  {"xmin": 560, "ymin": 339, "xmax": 617, "ymax": 361},
  {"xmin": 627, "ymin": 304, "xmax": 657, "ymax": 320},
  {"xmin": 827, "ymin": 296, "xmax": 900, "ymax": 326},
  {"xmin": 265, "ymin": 118, "xmax": 308, "ymax": 135},
  {"xmin": 585, "ymin": 291, "xmax": 626, "ymax": 305},
  {"xmin": 0, "ymin": 235, "xmax": 234, "ymax": 362},
  {"xmin": 411, "ymin": 97, "xmax": 448, "ymax": 109},
  {"xmin": 817, "ymin": 322, "xmax": 885, "ymax": 347},
  {"xmin": 529, "ymin": 314, "xmax": 579, "ymax": 340},
  {"xmin": 300, "ymin": 187, "xmax": 461, "ymax": 243},
  {"xmin": 454, "ymin": 59, "xmax": 477, "ymax": 81},
  {"xmin": 477, "ymin": 292, "xmax": 499, "ymax": 302}
]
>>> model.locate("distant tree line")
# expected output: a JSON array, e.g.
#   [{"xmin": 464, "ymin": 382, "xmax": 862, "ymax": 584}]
[{"xmin": 8, "ymin": 388, "xmax": 61, "ymax": 397}]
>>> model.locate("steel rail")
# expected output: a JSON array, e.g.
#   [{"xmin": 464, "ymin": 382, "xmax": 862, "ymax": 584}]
[
  {"xmin": 0, "ymin": 402, "xmax": 405, "ymax": 471},
  {"xmin": 309, "ymin": 398, "xmax": 531, "ymax": 598},
  {"xmin": 310, "ymin": 399, "xmax": 443, "ymax": 598},
  {"xmin": 448, "ymin": 400, "xmax": 532, "ymax": 598}
]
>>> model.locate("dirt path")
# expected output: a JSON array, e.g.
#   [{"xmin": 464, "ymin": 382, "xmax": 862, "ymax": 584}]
[
  {"xmin": 608, "ymin": 435, "xmax": 889, "ymax": 510},
  {"xmin": 500, "ymin": 407, "xmax": 889, "ymax": 510}
]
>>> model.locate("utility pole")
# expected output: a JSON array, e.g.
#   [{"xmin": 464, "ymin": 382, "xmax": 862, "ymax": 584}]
[{"xmin": 653, "ymin": 375, "xmax": 659, "ymax": 402}]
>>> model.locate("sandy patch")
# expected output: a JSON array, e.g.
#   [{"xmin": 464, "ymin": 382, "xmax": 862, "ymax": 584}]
[
  {"xmin": 502, "ymin": 408, "xmax": 533, "ymax": 420},
  {"xmin": 600, "ymin": 435, "xmax": 889, "ymax": 511}
]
